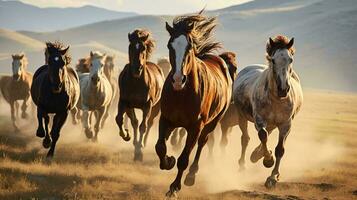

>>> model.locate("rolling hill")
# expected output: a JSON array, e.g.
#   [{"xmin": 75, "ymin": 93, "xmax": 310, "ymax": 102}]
[{"xmin": 0, "ymin": 0, "xmax": 136, "ymax": 31}]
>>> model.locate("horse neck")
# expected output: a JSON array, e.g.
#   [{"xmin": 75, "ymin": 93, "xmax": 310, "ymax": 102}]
[{"xmin": 185, "ymin": 51, "xmax": 199, "ymax": 93}]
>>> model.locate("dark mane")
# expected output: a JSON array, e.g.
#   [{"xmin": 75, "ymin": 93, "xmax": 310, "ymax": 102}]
[
  {"xmin": 172, "ymin": 13, "xmax": 222, "ymax": 58},
  {"xmin": 266, "ymin": 35, "xmax": 295, "ymax": 57},
  {"xmin": 128, "ymin": 29, "xmax": 155, "ymax": 59},
  {"xmin": 45, "ymin": 41, "xmax": 72, "ymax": 65}
]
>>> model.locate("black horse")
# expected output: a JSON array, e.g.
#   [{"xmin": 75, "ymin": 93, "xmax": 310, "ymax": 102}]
[{"xmin": 31, "ymin": 42, "xmax": 80, "ymax": 158}]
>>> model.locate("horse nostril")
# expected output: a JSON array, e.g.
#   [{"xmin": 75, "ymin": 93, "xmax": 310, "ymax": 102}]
[{"xmin": 182, "ymin": 75, "xmax": 187, "ymax": 84}]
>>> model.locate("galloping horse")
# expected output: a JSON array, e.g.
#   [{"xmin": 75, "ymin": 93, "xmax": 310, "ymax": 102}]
[
  {"xmin": 31, "ymin": 42, "xmax": 80, "ymax": 158},
  {"xmin": 78, "ymin": 51, "xmax": 113, "ymax": 141},
  {"xmin": 233, "ymin": 35, "xmax": 303, "ymax": 188},
  {"xmin": 156, "ymin": 13, "xmax": 233, "ymax": 196},
  {"xmin": 0, "ymin": 53, "xmax": 32, "ymax": 131},
  {"xmin": 116, "ymin": 29, "xmax": 164, "ymax": 161}
]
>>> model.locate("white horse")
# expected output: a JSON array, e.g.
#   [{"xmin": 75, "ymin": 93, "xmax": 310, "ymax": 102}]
[
  {"xmin": 79, "ymin": 51, "xmax": 113, "ymax": 141},
  {"xmin": 233, "ymin": 35, "xmax": 303, "ymax": 188}
]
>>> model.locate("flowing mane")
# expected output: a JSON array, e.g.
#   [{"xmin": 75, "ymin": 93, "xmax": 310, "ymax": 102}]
[
  {"xmin": 172, "ymin": 13, "xmax": 222, "ymax": 58},
  {"xmin": 12, "ymin": 53, "xmax": 28, "ymax": 69},
  {"xmin": 45, "ymin": 41, "xmax": 72, "ymax": 65},
  {"xmin": 266, "ymin": 35, "xmax": 295, "ymax": 58},
  {"xmin": 128, "ymin": 29, "xmax": 155, "ymax": 59}
]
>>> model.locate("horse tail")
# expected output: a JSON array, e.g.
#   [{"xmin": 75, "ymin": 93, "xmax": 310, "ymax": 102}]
[{"xmin": 219, "ymin": 52, "xmax": 238, "ymax": 81}]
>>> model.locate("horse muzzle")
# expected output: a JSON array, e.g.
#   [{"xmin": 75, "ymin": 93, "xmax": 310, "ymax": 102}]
[
  {"xmin": 91, "ymin": 76, "xmax": 100, "ymax": 83},
  {"xmin": 277, "ymin": 86, "xmax": 290, "ymax": 98},
  {"xmin": 172, "ymin": 73, "xmax": 187, "ymax": 91},
  {"xmin": 52, "ymin": 83, "xmax": 63, "ymax": 93},
  {"xmin": 12, "ymin": 74, "xmax": 20, "ymax": 81}
]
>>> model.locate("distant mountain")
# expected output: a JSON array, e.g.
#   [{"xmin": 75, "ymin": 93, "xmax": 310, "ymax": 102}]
[
  {"xmin": 0, "ymin": 0, "xmax": 137, "ymax": 31},
  {"xmin": 1, "ymin": 0, "xmax": 356, "ymax": 92}
]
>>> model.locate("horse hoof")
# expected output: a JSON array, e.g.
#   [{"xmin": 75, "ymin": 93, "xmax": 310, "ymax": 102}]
[
  {"xmin": 165, "ymin": 190, "xmax": 178, "ymax": 198},
  {"xmin": 42, "ymin": 138, "xmax": 52, "ymax": 149},
  {"xmin": 160, "ymin": 156, "xmax": 176, "ymax": 170},
  {"xmin": 184, "ymin": 173, "xmax": 196, "ymax": 186},
  {"xmin": 36, "ymin": 129, "xmax": 45, "ymax": 138},
  {"xmin": 263, "ymin": 154, "xmax": 275, "ymax": 168},
  {"xmin": 85, "ymin": 128, "xmax": 93, "ymax": 139},
  {"xmin": 250, "ymin": 147, "xmax": 264, "ymax": 163},
  {"xmin": 265, "ymin": 176, "xmax": 277, "ymax": 189},
  {"xmin": 92, "ymin": 137, "xmax": 98, "ymax": 143},
  {"xmin": 134, "ymin": 152, "xmax": 143, "ymax": 162},
  {"xmin": 120, "ymin": 129, "xmax": 131, "ymax": 142}
]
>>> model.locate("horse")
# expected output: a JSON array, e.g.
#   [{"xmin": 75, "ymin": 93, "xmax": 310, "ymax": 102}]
[
  {"xmin": 233, "ymin": 35, "xmax": 303, "ymax": 188},
  {"xmin": 159, "ymin": 52, "xmax": 239, "ymax": 155},
  {"xmin": 116, "ymin": 29, "xmax": 165, "ymax": 161},
  {"xmin": 101, "ymin": 55, "xmax": 117, "ymax": 128},
  {"xmin": 78, "ymin": 51, "xmax": 113, "ymax": 141},
  {"xmin": 31, "ymin": 42, "xmax": 80, "ymax": 158},
  {"xmin": 0, "ymin": 53, "xmax": 32, "ymax": 131},
  {"xmin": 156, "ymin": 12, "xmax": 233, "ymax": 197}
]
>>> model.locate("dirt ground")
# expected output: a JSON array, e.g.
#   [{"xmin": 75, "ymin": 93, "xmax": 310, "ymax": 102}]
[{"xmin": 0, "ymin": 90, "xmax": 356, "ymax": 200}]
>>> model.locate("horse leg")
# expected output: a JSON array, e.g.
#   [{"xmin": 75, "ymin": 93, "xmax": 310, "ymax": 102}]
[
  {"xmin": 220, "ymin": 125, "xmax": 231, "ymax": 154},
  {"xmin": 238, "ymin": 118, "xmax": 250, "ymax": 170},
  {"xmin": 155, "ymin": 116, "xmax": 175, "ymax": 170},
  {"xmin": 135, "ymin": 103, "xmax": 152, "ymax": 161},
  {"xmin": 93, "ymin": 107, "xmax": 105, "ymax": 142},
  {"xmin": 100, "ymin": 104, "xmax": 110, "ymax": 129},
  {"xmin": 184, "ymin": 118, "xmax": 220, "ymax": 187},
  {"xmin": 10, "ymin": 101, "xmax": 19, "ymax": 132},
  {"xmin": 14, "ymin": 101, "xmax": 19, "ymax": 119},
  {"xmin": 82, "ymin": 107, "xmax": 93, "ymax": 139},
  {"xmin": 36, "ymin": 107, "xmax": 45, "ymax": 138},
  {"xmin": 70, "ymin": 106, "xmax": 79, "ymax": 125},
  {"xmin": 125, "ymin": 108, "xmax": 138, "ymax": 146},
  {"xmin": 115, "ymin": 99, "xmax": 130, "ymax": 141},
  {"xmin": 265, "ymin": 121, "xmax": 291, "ymax": 189},
  {"xmin": 47, "ymin": 112, "xmax": 68, "ymax": 158},
  {"xmin": 178, "ymin": 128, "xmax": 186, "ymax": 147},
  {"xmin": 207, "ymin": 131, "xmax": 214, "ymax": 158},
  {"xmin": 143, "ymin": 101, "xmax": 160, "ymax": 147},
  {"xmin": 21, "ymin": 98, "xmax": 29, "ymax": 119},
  {"xmin": 42, "ymin": 114, "xmax": 51, "ymax": 149},
  {"xmin": 251, "ymin": 116, "xmax": 274, "ymax": 168},
  {"xmin": 166, "ymin": 123, "xmax": 202, "ymax": 197}
]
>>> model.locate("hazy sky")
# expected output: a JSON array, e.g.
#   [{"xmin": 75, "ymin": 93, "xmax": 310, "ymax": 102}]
[{"xmin": 19, "ymin": 0, "xmax": 252, "ymax": 14}]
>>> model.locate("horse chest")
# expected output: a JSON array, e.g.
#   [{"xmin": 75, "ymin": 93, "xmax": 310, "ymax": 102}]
[
  {"xmin": 121, "ymin": 80, "xmax": 150, "ymax": 106},
  {"xmin": 255, "ymin": 99, "xmax": 294, "ymax": 124},
  {"xmin": 9, "ymin": 80, "xmax": 30, "ymax": 100}
]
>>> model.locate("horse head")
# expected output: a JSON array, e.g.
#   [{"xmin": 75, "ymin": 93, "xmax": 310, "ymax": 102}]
[
  {"xmin": 46, "ymin": 42, "xmax": 70, "ymax": 93},
  {"xmin": 128, "ymin": 29, "xmax": 155, "ymax": 78},
  {"xmin": 11, "ymin": 53, "xmax": 27, "ymax": 81},
  {"xmin": 89, "ymin": 51, "xmax": 106, "ymax": 84},
  {"xmin": 266, "ymin": 35, "xmax": 295, "ymax": 98}
]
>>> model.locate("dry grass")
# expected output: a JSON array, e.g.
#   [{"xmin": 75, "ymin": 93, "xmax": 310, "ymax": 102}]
[{"xmin": 0, "ymin": 90, "xmax": 356, "ymax": 200}]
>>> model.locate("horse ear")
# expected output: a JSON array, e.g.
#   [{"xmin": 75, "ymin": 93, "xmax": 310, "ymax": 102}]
[
  {"xmin": 166, "ymin": 22, "xmax": 174, "ymax": 36},
  {"xmin": 187, "ymin": 22, "xmax": 195, "ymax": 33},
  {"xmin": 128, "ymin": 32, "xmax": 132, "ymax": 42},
  {"xmin": 11, "ymin": 54, "xmax": 15, "ymax": 59},
  {"xmin": 269, "ymin": 37, "xmax": 275, "ymax": 46},
  {"xmin": 60, "ymin": 46, "xmax": 70, "ymax": 55},
  {"xmin": 287, "ymin": 37, "xmax": 294, "ymax": 49},
  {"xmin": 19, "ymin": 53, "xmax": 24, "ymax": 59},
  {"xmin": 90, "ymin": 51, "xmax": 94, "ymax": 57}
]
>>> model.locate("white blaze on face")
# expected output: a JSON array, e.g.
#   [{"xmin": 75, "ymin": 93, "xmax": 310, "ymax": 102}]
[
  {"xmin": 135, "ymin": 43, "xmax": 140, "ymax": 50},
  {"xmin": 12, "ymin": 59, "xmax": 22, "ymax": 76},
  {"xmin": 90, "ymin": 57, "xmax": 104, "ymax": 78},
  {"xmin": 171, "ymin": 35, "xmax": 188, "ymax": 76}
]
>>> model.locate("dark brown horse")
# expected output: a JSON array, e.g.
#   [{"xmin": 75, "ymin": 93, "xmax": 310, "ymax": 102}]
[
  {"xmin": 31, "ymin": 42, "xmax": 80, "ymax": 158},
  {"xmin": 0, "ymin": 53, "xmax": 33, "ymax": 131},
  {"xmin": 155, "ymin": 13, "xmax": 233, "ymax": 197},
  {"xmin": 116, "ymin": 29, "xmax": 165, "ymax": 161}
]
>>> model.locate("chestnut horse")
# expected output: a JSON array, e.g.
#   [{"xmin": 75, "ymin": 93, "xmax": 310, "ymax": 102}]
[
  {"xmin": 156, "ymin": 13, "xmax": 232, "ymax": 197},
  {"xmin": 116, "ymin": 29, "xmax": 164, "ymax": 161},
  {"xmin": 233, "ymin": 35, "xmax": 303, "ymax": 188},
  {"xmin": 31, "ymin": 42, "xmax": 80, "ymax": 158},
  {"xmin": 0, "ymin": 53, "xmax": 32, "ymax": 131}
]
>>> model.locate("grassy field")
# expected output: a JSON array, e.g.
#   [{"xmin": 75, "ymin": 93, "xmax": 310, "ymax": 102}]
[{"xmin": 0, "ymin": 90, "xmax": 356, "ymax": 200}]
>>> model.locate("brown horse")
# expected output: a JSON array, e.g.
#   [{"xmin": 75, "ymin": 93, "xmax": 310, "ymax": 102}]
[
  {"xmin": 156, "ymin": 13, "xmax": 233, "ymax": 197},
  {"xmin": 31, "ymin": 42, "xmax": 80, "ymax": 158},
  {"xmin": 116, "ymin": 29, "xmax": 165, "ymax": 161},
  {"xmin": 0, "ymin": 53, "xmax": 32, "ymax": 131}
]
